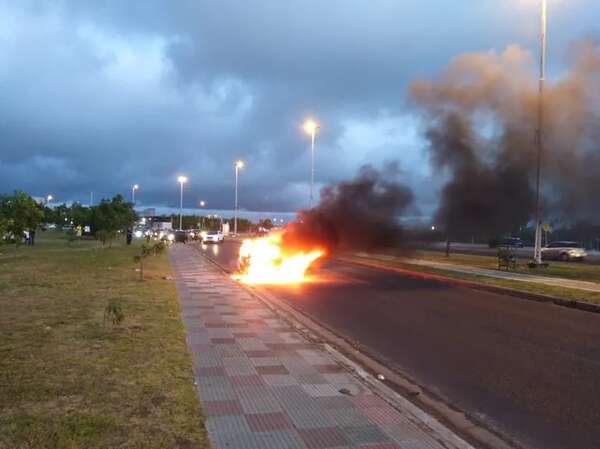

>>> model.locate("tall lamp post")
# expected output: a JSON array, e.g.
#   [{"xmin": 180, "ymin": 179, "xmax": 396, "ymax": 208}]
[
  {"xmin": 46, "ymin": 194, "xmax": 53, "ymax": 206},
  {"xmin": 533, "ymin": 0, "xmax": 547, "ymax": 265},
  {"xmin": 178, "ymin": 176, "xmax": 187, "ymax": 230},
  {"xmin": 199, "ymin": 200, "xmax": 205, "ymax": 229},
  {"xmin": 303, "ymin": 119, "xmax": 320, "ymax": 206},
  {"xmin": 234, "ymin": 160, "xmax": 244, "ymax": 235},
  {"xmin": 131, "ymin": 184, "xmax": 139, "ymax": 205}
]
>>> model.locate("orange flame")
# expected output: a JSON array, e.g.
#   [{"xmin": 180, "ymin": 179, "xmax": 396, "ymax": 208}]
[{"xmin": 232, "ymin": 232, "xmax": 324, "ymax": 285}]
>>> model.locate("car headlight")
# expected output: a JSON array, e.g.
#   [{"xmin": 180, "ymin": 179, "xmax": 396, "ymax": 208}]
[
  {"xmin": 134, "ymin": 230, "xmax": 143, "ymax": 238},
  {"xmin": 167, "ymin": 233, "xmax": 175, "ymax": 241},
  {"xmin": 189, "ymin": 232, "xmax": 195, "ymax": 238}
]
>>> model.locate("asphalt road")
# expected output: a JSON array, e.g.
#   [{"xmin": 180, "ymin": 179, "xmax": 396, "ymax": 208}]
[{"xmin": 195, "ymin": 240, "xmax": 600, "ymax": 449}]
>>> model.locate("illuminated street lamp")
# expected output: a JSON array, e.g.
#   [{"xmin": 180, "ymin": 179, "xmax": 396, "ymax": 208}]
[
  {"xmin": 46, "ymin": 194, "xmax": 53, "ymax": 206},
  {"xmin": 131, "ymin": 184, "xmax": 139, "ymax": 205},
  {"xmin": 303, "ymin": 119, "xmax": 320, "ymax": 206},
  {"xmin": 533, "ymin": 0, "xmax": 547, "ymax": 266},
  {"xmin": 198, "ymin": 201, "xmax": 206, "ymax": 229},
  {"xmin": 234, "ymin": 160, "xmax": 244, "ymax": 235},
  {"xmin": 178, "ymin": 176, "xmax": 188, "ymax": 230}
]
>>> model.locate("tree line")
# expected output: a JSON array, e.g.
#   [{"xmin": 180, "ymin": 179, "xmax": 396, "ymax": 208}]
[{"xmin": 0, "ymin": 191, "xmax": 136, "ymax": 248}]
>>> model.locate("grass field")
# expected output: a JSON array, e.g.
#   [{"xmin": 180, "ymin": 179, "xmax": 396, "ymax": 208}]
[
  {"xmin": 348, "ymin": 252, "xmax": 600, "ymax": 306},
  {"xmin": 0, "ymin": 232, "xmax": 208, "ymax": 449},
  {"xmin": 413, "ymin": 250, "xmax": 600, "ymax": 284}
]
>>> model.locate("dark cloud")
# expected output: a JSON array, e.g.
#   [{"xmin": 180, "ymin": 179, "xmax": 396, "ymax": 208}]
[
  {"xmin": 0, "ymin": 1, "xmax": 599, "ymax": 214},
  {"xmin": 410, "ymin": 41, "xmax": 600, "ymax": 238}
]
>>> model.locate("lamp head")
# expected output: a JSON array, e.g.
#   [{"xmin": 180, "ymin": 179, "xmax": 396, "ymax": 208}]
[{"xmin": 303, "ymin": 119, "xmax": 319, "ymax": 135}]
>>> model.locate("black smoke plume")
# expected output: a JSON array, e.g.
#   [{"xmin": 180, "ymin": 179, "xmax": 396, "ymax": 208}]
[
  {"xmin": 282, "ymin": 164, "xmax": 414, "ymax": 253},
  {"xmin": 410, "ymin": 41, "xmax": 600, "ymax": 239}
]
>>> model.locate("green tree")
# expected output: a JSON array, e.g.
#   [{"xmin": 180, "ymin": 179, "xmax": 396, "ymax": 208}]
[
  {"xmin": 0, "ymin": 191, "xmax": 44, "ymax": 251},
  {"xmin": 90, "ymin": 195, "xmax": 136, "ymax": 247}
]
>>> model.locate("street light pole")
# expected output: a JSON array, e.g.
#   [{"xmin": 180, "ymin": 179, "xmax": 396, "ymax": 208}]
[
  {"xmin": 178, "ymin": 176, "xmax": 187, "ymax": 230},
  {"xmin": 533, "ymin": 0, "xmax": 547, "ymax": 265},
  {"xmin": 303, "ymin": 119, "xmax": 319, "ymax": 207},
  {"xmin": 310, "ymin": 128, "xmax": 316, "ymax": 205},
  {"xmin": 234, "ymin": 161, "xmax": 244, "ymax": 235},
  {"xmin": 132, "ymin": 184, "xmax": 139, "ymax": 205}
]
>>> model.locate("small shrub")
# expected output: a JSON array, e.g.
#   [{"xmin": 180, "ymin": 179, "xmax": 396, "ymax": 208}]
[
  {"xmin": 134, "ymin": 242, "xmax": 166, "ymax": 280},
  {"xmin": 103, "ymin": 299, "xmax": 125, "ymax": 326}
]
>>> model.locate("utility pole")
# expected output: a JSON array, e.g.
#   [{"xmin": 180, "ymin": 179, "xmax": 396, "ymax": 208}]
[{"xmin": 533, "ymin": 0, "xmax": 547, "ymax": 265}]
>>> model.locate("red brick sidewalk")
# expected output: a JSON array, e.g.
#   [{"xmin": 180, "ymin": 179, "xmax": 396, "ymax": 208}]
[{"xmin": 168, "ymin": 244, "xmax": 474, "ymax": 449}]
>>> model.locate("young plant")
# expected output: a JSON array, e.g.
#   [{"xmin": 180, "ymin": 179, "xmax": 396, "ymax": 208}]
[{"xmin": 103, "ymin": 298, "xmax": 125, "ymax": 327}]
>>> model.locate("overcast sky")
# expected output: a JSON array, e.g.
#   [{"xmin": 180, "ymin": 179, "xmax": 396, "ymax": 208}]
[{"xmin": 1, "ymin": 0, "xmax": 598, "ymax": 214}]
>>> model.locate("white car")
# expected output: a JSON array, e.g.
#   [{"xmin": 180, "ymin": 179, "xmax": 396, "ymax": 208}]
[
  {"xmin": 541, "ymin": 241, "xmax": 587, "ymax": 261},
  {"xmin": 202, "ymin": 231, "xmax": 224, "ymax": 244}
]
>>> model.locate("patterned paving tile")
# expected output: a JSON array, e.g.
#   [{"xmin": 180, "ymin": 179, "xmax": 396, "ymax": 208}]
[
  {"xmin": 324, "ymin": 407, "xmax": 369, "ymax": 427},
  {"xmin": 245, "ymin": 349, "xmax": 276, "ymax": 358},
  {"xmin": 202, "ymin": 399, "xmax": 244, "ymax": 416},
  {"xmin": 231, "ymin": 374, "xmax": 265, "ymax": 387},
  {"xmin": 168, "ymin": 244, "xmax": 469, "ymax": 449},
  {"xmin": 302, "ymin": 384, "xmax": 344, "ymax": 398},
  {"xmin": 256, "ymin": 365, "xmax": 290, "ymax": 375},
  {"xmin": 195, "ymin": 366, "xmax": 226, "ymax": 377},
  {"xmin": 297, "ymin": 427, "xmax": 349, "ymax": 449},
  {"xmin": 342, "ymin": 424, "xmax": 392, "ymax": 446},
  {"xmin": 262, "ymin": 374, "xmax": 302, "ymax": 386},
  {"xmin": 212, "ymin": 337, "xmax": 237, "ymax": 344},
  {"xmin": 314, "ymin": 364, "xmax": 345, "ymax": 374},
  {"xmin": 245, "ymin": 411, "xmax": 293, "ymax": 432}
]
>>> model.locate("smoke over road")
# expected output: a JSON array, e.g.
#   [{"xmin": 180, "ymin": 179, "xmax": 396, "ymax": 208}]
[
  {"xmin": 410, "ymin": 41, "xmax": 600, "ymax": 238},
  {"xmin": 282, "ymin": 164, "xmax": 414, "ymax": 253}
]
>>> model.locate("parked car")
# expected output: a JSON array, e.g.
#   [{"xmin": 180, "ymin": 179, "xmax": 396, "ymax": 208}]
[
  {"xmin": 501, "ymin": 237, "xmax": 525, "ymax": 248},
  {"xmin": 541, "ymin": 241, "xmax": 587, "ymax": 261},
  {"xmin": 202, "ymin": 231, "xmax": 224, "ymax": 244},
  {"xmin": 489, "ymin": 237, "xmax": 525, "ymax": 248}
]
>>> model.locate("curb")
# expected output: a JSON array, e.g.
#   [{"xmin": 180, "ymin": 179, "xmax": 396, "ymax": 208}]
[
  {"xmin": 340, "ymin": 256, "xmax": 600, "ymax": 315},
  {"xmin": 193, "ymin": 246, "xmax": 525, "ymax": 449}
]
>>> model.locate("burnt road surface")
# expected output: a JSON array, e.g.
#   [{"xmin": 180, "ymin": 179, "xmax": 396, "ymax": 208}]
[{"xmin": 194, "ymin": 240, "xmax": 600, "ymax": 449}]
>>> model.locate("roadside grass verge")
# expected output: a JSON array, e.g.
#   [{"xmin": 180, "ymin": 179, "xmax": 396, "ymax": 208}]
[
  {"xmin": 346, "ymin": 253, "xmax": 600, "ymax": 306},
  {"xmin": 0, "ymin": 232, "xmax": 208, "ymax": 449},
  {"xmin": 411, "ymin": 250, "xmax": 600, "ymax": 284}
]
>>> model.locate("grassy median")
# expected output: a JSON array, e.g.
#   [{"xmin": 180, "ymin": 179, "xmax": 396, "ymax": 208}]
[
  {"xmin": 347, "ymin": 252, "xmax": 600, "ymax": 306},
  {"xmin": 412, "ymin": 250, "xmax": 600, "ymax": 284},
  {"xmin": 0, "ymin": 232, "xmax": 208, "ymax": 449}
]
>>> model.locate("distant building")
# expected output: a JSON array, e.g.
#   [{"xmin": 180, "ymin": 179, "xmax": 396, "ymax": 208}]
[{"xmin": 138, "ymin": 208, "xmax": 156, "ymax": 217}]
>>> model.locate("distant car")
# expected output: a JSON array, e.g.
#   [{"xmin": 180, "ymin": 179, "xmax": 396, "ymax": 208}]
[
  {"xmin": 542, "ymin": 241, "xmax": 587, "ymax": 261},
  {"xmin": 501, "ymin": 237, "xmax": 525, "ymax": 248},
  {"xmin": 174, "ymin": 230, "xmax": 188, "ymax": 243},
  {"xmin": 489, "ymin": 237, "xmax": 525, "ymax": 248},
  {"xmin": 202, "ymin": 231, "xmax": 224, "ymax": 244}
]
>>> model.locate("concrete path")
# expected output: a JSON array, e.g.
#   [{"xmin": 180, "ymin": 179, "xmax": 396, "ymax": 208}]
[
  {"xmin": 394, "ymin": 257, "xmax": 600, "ymax": 293},
  {"xmin": 168, "ymin": 244, "xmax": 474, "ymax": 449}
]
